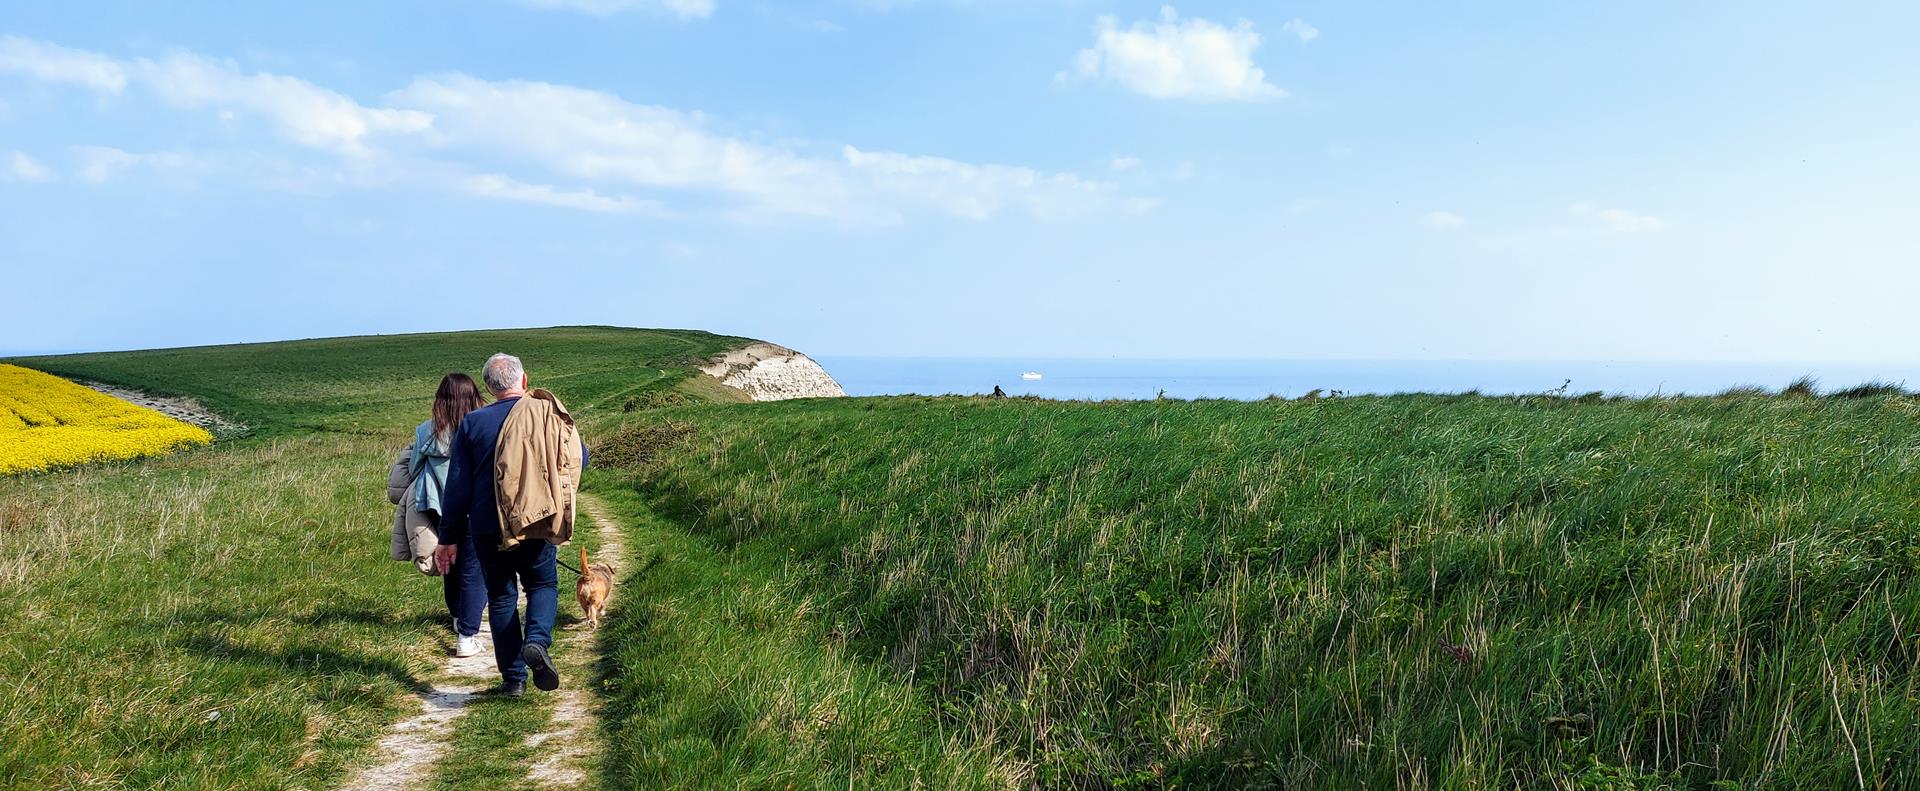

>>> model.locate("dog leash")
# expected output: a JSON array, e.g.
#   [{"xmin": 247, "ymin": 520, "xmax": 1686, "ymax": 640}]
[{"xmin": 441, "ymin": 553, "xmax": 587, "ymax": 577}]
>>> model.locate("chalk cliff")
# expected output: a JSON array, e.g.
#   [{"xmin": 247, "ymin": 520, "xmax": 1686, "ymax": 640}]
[{"xmin": 699, "ymin": 343, "xmax": 846, "ymax": 402}]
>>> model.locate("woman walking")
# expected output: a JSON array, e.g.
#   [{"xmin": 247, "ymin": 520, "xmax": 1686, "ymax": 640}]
[{"xmin": 391, "ymin": 372, "xmax": 489, "ymax": 657}]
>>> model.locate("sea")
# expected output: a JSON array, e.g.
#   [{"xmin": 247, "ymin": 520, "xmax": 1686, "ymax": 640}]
[{"xmin": 815, "ymin": 357, "xmax": 1920, "ymax": 401}]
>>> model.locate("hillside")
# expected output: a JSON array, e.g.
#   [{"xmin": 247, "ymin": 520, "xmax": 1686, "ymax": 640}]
[
  {"xmin": 598, "ymin": 392, "xmax": 1920, "ymax": 789},
  {"xmin": 0, "ymin": 327, "xmax": 760, "ymax": 789},
  {"xmin": 8, "ymin": 326, "xmax": 752, "ymax": 433},
  {"xmin": 5, "ymin": 330, "xmax": 1918, "ymax": 789}
]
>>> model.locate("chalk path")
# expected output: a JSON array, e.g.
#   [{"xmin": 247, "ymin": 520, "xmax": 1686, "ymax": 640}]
[
  {"xmin": 336, "ymin": 493, "xmax": 626, "ymax": 790},
  {"xmin": 334, "ymin": 605, "xmax": 498, "ymax": 790},
  {"xmin": 526, "ymin": 493, "xmax": 626, "ymax": 788}
]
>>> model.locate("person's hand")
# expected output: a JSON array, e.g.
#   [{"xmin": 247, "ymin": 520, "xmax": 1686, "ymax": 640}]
[{"xmin": 434, "ymin": 544, "xmax": 458, "ymax": 575}]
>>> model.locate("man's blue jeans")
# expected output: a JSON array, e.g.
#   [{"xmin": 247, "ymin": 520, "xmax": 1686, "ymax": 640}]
[{"xmin": 471, "ymin": 538, "xmax": 558, "ymax": 684}]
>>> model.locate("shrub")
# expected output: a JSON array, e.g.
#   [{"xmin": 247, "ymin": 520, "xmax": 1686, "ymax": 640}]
[
  {"xmin": 592, "ymin": 419, "xmax": 696, "ymax": 470},
  {"xmin": 624, "ymin": 388, "xmax": 696, "ymax": 412}
]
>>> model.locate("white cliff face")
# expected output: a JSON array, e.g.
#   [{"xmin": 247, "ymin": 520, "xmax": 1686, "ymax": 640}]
[{"xmin": 700, "ymin": 343, "xmax": 847, "ymax": 402}]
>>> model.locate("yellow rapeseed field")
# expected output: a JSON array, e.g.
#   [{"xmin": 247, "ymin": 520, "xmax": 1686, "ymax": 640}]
[{"xmin": 0, "ymin": 364, "xmax": 213, "ymax": 475}]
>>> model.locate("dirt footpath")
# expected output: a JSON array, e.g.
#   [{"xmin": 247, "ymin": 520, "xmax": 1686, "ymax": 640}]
[{"xmin": 336, "ymin": 493, "xmax": 627, "ymax": 790}]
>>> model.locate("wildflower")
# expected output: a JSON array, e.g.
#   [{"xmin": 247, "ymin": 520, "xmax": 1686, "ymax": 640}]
[{"xmin": 0, "ymin": 364, "xmax": 213, "ymax": 475}]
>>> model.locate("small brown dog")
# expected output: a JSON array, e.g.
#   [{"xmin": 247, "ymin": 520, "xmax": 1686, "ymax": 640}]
[{"xmin": 576, "ymin": 546, "xmax": 615, "ymax": 629}]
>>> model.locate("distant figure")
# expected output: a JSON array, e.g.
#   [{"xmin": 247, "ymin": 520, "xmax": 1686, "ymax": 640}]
[
  {"xmin": 992, "ymin": 385, "xmax": 1007, "ymax": 398},
  {"xmin": 437, "ymin": 353, "xmax": 588, "ymax": 696}
]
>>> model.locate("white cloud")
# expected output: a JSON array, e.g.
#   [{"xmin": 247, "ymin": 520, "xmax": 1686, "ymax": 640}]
[
  {"xmin": 1109, "ymin": 156, "xmax": 1142, "ymax": 171},
  {"xmin": 3, "ymin": 37, "xmax": 1138, "ymax": 224},
  {"xmin": 0, "ymin": 36, "xmax": 127, "ymax": 93},
  {"xmin": 843, "ymin": 146, "xmax": 1120, "ymax": 221},
  {"xmin": 753, "ymin": 5, "xmax": 843, "ymax": 32},
  {"xmin": 1281, "ymin": 18, "xmax": 1319, "ymax": 43},
  {"xmin": 1570, "ymin": 203, "xmax": 1665, "ymax": 232},
  {"xmin": 460, "ymin": 173, "xmax": 666, "ymax": 214},
  {"xmin": 0, "ymin": 39, "xmax": 429, "ymax": 157},
  {"xmin": 134, "ymin": 53, "xmax": 432, "ymax": 156},
  {"xmin": 786, "ymin": 17, "xmax": 844, "ymax": 33},
  {"xmin": 1066, "ymin": 6, "xmax": 1284, "ymax": 102},
  {"xmin": 5, "ymin": 151, "xmax": 54, "ymax": 183},
  {"xmin": 517, "ymin": 0, "xmax": 714, "ymax": 19},
  {"xmin": 73, "ymin": 146, "xmax": 196, "ymax": 183},
  {"xmin": 392, "ymin": 74, "xmax": 861, "ymax": 220},
  {"xmin": 394, "ymin": 73, "xmax": 1125, "ymax": 223},
  {"xmin": 1421, "ymin": 211, "xmax": 1465, "ymax": 230}
]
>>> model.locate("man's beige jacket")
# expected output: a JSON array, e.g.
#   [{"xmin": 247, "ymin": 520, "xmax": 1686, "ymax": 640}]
[{"xmin": 494, "ymin": 389, "xmax": 583, "ymax": 549}]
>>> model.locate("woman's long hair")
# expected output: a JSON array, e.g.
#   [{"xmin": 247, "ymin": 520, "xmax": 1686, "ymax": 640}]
[{"xmin": 432, "ymin": 372, "xmax": 487, "ymax": 443}]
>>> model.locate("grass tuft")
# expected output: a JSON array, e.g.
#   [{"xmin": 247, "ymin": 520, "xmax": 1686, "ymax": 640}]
[
  {"xmin": 1782, "ymin": 375, "xmax": 1820, "ymax": 397},
  {"xmin": 1826, "ymin": 381, "xmax": 1908, "ymax": 399}
]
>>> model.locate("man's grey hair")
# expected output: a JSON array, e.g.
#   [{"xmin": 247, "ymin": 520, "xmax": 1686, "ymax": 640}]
[{"xmin": 482, "ymin": 353, "xmax": 525, "ymax": 395}]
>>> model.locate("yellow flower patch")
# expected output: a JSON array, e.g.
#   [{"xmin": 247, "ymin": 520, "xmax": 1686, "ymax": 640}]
[{"xmin": 0, "ymin": 364, "xmax": 214, "ymax": 475}]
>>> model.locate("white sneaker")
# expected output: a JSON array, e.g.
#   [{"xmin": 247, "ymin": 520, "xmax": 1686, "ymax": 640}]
[{"xmin": 455, "ymin": 634, "xmax": 484, "ymax": 658}]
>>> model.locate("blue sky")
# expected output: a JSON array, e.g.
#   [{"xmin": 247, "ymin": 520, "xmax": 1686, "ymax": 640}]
[{"xmin": 2, "ymin": 1, "xmax": 1916, "ymax": 362}]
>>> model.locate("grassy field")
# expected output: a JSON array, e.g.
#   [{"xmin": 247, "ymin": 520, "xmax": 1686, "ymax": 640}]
[
  {"xmin": 0, "ymin": 327, "xmax": 743, "ymax": 790},
  {"xmin": 6, "ymin": 328, "xmax": 1919, "ymax": 789},
  {"xmin": 14, "ymin": 326, "xmax": 747, "ymax": 435},
  {"xmin": 610, "ymin": 391, "xmax": 1920, "ymax": 789}
]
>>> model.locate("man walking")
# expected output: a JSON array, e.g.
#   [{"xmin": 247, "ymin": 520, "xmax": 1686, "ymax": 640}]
[{"xmin": 436, "ymin": 353, "xmax": 586, "ymax": 696}]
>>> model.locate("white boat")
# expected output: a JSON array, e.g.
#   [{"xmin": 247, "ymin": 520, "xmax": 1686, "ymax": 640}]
[{"xmin": 1021, "ymin": 371, "xmax": 1043, "ymax": 380}]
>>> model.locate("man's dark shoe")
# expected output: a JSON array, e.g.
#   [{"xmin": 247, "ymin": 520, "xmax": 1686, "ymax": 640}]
[
  {"xmin": 495, "ymin": 679, "xmax": 525, "ymax": 698},
  {"xmin": 522, "ymin": 643, "xmax": 560, "ymax": 691}
]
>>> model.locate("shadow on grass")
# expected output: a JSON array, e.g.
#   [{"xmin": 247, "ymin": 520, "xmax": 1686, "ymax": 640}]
[
  {"xmin": 152, "ymin": 605, "xmax": 439, "ymax": 694},
  {"xmin": 171, "ymin": 632, "xmax": 424, "ymax": 692},
  {"xmin": 146, "ymin": 604, "xmax": 447, "ymax": 632},
  {"xmin": 296, "ymin": 607, "xmax": 449, "ymax": 631}
]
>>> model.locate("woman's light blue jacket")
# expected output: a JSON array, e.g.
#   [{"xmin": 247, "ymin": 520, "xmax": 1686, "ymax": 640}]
[{"xmin": 408, "ymin": 419, "xmax": 452, "ymax": 517}]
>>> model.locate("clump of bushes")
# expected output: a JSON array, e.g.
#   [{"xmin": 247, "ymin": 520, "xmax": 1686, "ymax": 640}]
[
  {"xmin": 591, "ymin": 419, "xmax": 696, "ymax": 470},
  {"xmin": 623, "ymin": 388, "xmax": 695, "ymax": 412}
]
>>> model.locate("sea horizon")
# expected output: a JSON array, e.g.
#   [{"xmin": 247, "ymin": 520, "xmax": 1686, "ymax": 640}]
[{"xmin": 817, "ymin": 356, "xmax": 1920, "ymax": 401}]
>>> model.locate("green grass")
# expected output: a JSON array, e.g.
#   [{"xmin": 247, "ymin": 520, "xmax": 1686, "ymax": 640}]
[
  {"xmin": 9, "ymin": 327, "xmax": 1920, "ymax": 789},
  {"xmin": 609, "ymin": 392, "xmax": 1920, "ymax": 789},
  {"xmin": 428, "ymin": 684, "xmax": 553, "ymax": 790},
  {"xmin": 0, "ymin": 434, "xmax": 430, "ymax": 788},
  {"xmin": 587, "ymin": 476, "xmax": 1020, "ymax": 789},
  {"xmin": 9, "ymin": 325, "xmax": 746, "ymax": 435},
  {"xmin": 0, "ymin": 327, "xmax": 746, "ymax": 790}
]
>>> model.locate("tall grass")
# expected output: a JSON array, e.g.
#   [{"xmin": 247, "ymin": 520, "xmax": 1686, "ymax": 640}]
[
  {"xmin": 0, "ymin": 434, "xmax": 443, "ymax": 788},
  {"xmin": 589, "ymin": 480, "xmax": 1022, "ymax": 789},
  {"xmin": 624, "ymin": 393, "xmax": 1920, "ymax": 788},
  {"xmin": 0, "ymin": 327, "xmax": 748, "ymax": 789}
]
